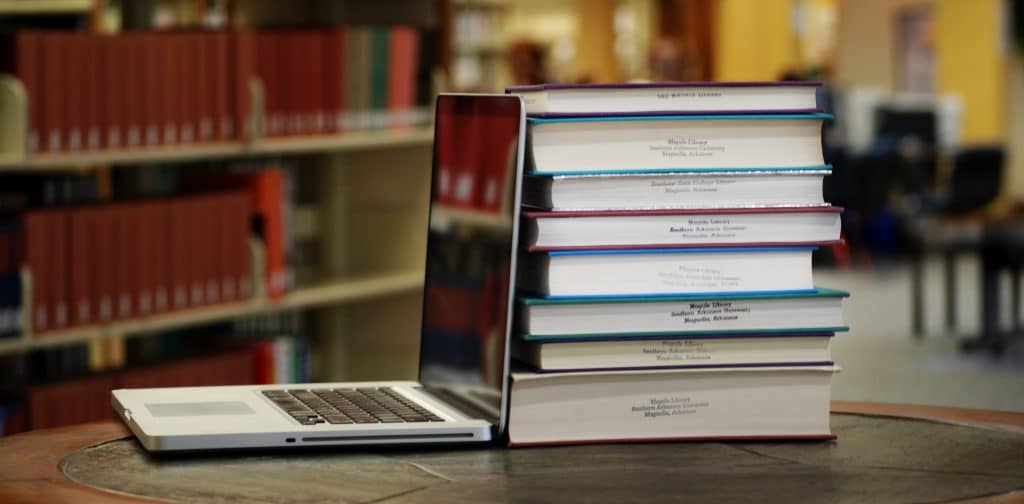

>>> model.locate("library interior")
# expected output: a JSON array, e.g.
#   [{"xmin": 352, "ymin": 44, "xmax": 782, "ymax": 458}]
[{"xmin": 0, "ymin": 0, "xmax": 1023, "ymax": 502}]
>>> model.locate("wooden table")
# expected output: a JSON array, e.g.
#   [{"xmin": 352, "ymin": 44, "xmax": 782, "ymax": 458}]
[{"xmin": 1, "ymin": 402, "xmax": 1023, "ymax": 503}]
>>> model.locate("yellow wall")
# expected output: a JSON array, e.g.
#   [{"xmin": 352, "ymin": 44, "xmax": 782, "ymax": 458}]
[
  {"xmin": 935, "ymin": 0, "xmax": 1005, "ymax": 143},
  {"xmin": 713, "ymin": 0, "xmax": 798, "ymax": 81}
]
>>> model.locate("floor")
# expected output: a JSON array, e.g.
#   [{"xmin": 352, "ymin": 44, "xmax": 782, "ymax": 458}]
[{"xmin": 819, "ymin": 256, "xmax": 1024, "ymax": 412}]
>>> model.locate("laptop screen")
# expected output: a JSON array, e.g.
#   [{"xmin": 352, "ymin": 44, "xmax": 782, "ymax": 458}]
[{"xmin": 418, "ymin": 94, "xmax": 525, "ymax": 432}]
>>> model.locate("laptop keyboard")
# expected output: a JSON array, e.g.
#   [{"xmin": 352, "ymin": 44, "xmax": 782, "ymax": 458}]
[{"xmin": 262, "ymin": 387, "xmax": 446, "ymax": 426}]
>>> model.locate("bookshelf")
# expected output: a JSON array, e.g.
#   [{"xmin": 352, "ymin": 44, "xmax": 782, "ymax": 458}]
[
  {"xmin": 0, "ymin": 0, "xmax": 449, "ymax": 435},
  {"xmin": 0, "ymin": 271, "xmax": 423, "ymax": 355},
  {"xmin": 451, "ymin": 0, "xmax": 509, "ymax": 91}
]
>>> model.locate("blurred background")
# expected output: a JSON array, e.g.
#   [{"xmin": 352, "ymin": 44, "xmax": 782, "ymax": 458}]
[{"xmin": 0, "ymin": 0, "xmax": 1022, "ymax": 435}]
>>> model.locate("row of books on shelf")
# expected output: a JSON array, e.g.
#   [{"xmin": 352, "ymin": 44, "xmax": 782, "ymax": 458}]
[
  {"xmin": 0, "ymin": 26, "xmax": 432, "ymax": 155},
  {"xmin": 0, "ymin": 168, "xmax": 291, "ymax": 338},
  {"xmin": 0, "ymin": 316, "xmax": 311, "ymax": 435},
  {"xmin": 502, "ymin": 81, "xmax": 848, "ymax": 446}
]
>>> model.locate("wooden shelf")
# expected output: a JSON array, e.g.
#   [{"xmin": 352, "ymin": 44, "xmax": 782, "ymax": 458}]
[
  {"xmin": 0, "ymin": 0, "xmax": 93, "ymax": 15},
  {"xmin": 0, "ymin": 128, "xmax": 434, "ymax": 172},
  {"xmin": 0, "ymin": 271, "xmax": 424, "ymax": 355}
]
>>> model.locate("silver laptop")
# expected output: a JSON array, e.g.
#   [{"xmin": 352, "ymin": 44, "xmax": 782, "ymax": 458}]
[{"xmin": 112, "ymin": 94, "xmax": 527, "ymax": 452}]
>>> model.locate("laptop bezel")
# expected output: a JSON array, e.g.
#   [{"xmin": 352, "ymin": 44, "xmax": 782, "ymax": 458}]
[{"xmin": 417, "ymin": 93, "xmax": 527, "ymax": 438}]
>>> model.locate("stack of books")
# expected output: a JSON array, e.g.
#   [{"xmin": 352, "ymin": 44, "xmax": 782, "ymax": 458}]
[{"xmin": 505, "ymin": 82, "xmax": 848, "ymax": 446}]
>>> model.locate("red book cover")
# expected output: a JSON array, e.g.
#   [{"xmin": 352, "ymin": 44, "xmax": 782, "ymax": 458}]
[
  {"xmin": 196, "ymin": 32, "xmax": 214, "ymax": 142},
  {"xmin": 161, "ymin": 33, "xmax": 181, "ymax": 146},
  {"xmin": 177, "ymin": 33, "xmax": 197, "ymax": 144},
  {"xmin": 11, "ymin": 31, "xmax": 42, "ymax": 153},
  {"xmin": 234, "ymin": 192, "xmax": 253, "ymax": 300},
  {"xmin": 125, "ymin": 32, "xmax": 145, "ymax": 148},
  {"xmin": 201, "ymin": 196, "xmax": 220, "ymax": 305},
  {"xmin": 145, "ymin": 33, "xmax": 162, "ymax": 147},
  {"xmin": 93, "ymin": 207, "xmax": 116, "ymax": 323},
  {"xmin": 69, "ymin": 208, "xmax": 95, "ymax": 327},
  {"xmin": 83, "ymin": 34, "xmax": 102, "ymax": 151},
  {"xmin": 212, "ymin": 31, "xmax": 231, "ymax": 141},
  {"xmin": 40, "ymin": 32, "xmax": 65, "ymax": 153},
  {"xmin": 114, "ymin": 204, "xmax": 136, "ymax": 320},
  {"xmin": 102, "ymin": 34, "xmax": 125, "ymax": 150},
  {"xmin": 131, "ymin": 202, "xmax": 153, "ymax": 317},
  {"xmin": 186, "ymin": 196, "xmax": 205, "ymax": 307},
  {"xmin": 306, "ymin": 31, "xmax": 324, "ymax": 135},
  {"xmin": 21, "ymin": 212, "xmax": 50, "ymax": 333},
  {"xmin": 321, "ymin": 28, "xmax": 345, "ymax": 134},
  {"xmin": 50, "ymin": 210, "xmax": 69, "ymax": 330},
  {"xmin": 254, "ymin": 172, "xmax": 286, "ymax": 299},
  {"xmin": 388, "ymin": 27, "xmax": 419, "ymax": 129},
  {"xmin": 256, "ymin": 32, "xmax": 280, "ymax": 137},
  {"xmin": 152, "ymin": 201, "xmax": 171, "ymax": 314},
  {"xmin": 231, "ymin": 30, "xmax": 256, "ymax": 141},
  {"xmin": 169, "ymin": 198, "xmax": 190, "ymax": 310},
  {"xmin": 63, "ymin": 33, "xmax": 85, "ymax": 152},
  {"xmin": 218, "ymin": 193, "xmax": 238, "ymax": 303}
]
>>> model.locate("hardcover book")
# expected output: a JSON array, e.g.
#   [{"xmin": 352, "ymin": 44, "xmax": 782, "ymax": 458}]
[
  {"xmin": 520, "ymin": 247, "xmax": 816, "ymax": 297},
  {"xmin": 517, "ymin": 287, "xmax": 849, "ymax": 337},
  {"xmin": 508, "ymin": 365, "xmax": 836, "ymax": 446},
  {"xmin": 521, "ymin": 169, "xmax": 830, "ymax": 211},
  {"xmin": 527, "ymin": 114, "xmax": 828, "ymax": 175},
  {"xmin": 505, "ymin": 81, "xmax": 821, "ymax": 117},
  {"xmin": 522, "ymin": 206, "xmax": 843, "ymax": 250},
  {"xmin": 512, "ymin": 332, "xmax": 835, "ymax": 372}
]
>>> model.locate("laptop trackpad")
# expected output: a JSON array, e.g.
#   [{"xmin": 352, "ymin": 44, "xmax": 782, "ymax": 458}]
[{"xmin": 146, "ymin": 402, "xmax": 255, "ymax": 417}]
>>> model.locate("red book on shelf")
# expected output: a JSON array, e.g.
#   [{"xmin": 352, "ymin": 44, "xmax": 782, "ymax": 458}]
[
  {"xmin": 63, "ymin": 33, "xmax": 85, "ymax": 152},
  {"xmin": 177, "ymin": 33, "xmax": 197, "ymax": 145},
  {"xmin": 152, "ymin": 201, "xmax": 171, "ymax": 314},
  {"xmin": 93, "ymin": 206, "xmax": 116, "ymax": 323},
  {"xmin": 322, "ymin": 27, "xmax": 346, "ymax": 134},
  {"xmin": 256, "ymin": 32, "xmax": 280, "ymax": 137},
  {"xmin": 233, "ymin": 192, "xmax": 253, "ymax": 300},
  {"xmin": 306, "ymin": 30, "xmax": 325, "ymax": 135},
  {"xmin": 160, "ymin": 33, "xmax": 181, "ymax": 146},
  {"xmin": 114, "ymin": 204, "xmax": 135, "ymax": 320},
  {"xmin": 388, "ymin": 27, "xmax": 419, "ymax": 129},
  {"xmin": 168, "ymin": 198, "xmax": 190, "ymax": 310},
  {"xmin": 125, "ymin": 33, "xmax": 145, "ymax": 148},
  {"xmin": 40, "ymin": 32, "xmax": 65, "ymax": 153},
  {"xmin": 69, "ymin": 208, "xmax": 95, "ymax": 327},
  {"xmin": 50, "ymin": 210, "xmax": 69, "ymax": 330},
  {"xmin": 21, "ymin": 211, "xmax": 50, "ymax": 333},
  {"xmin": 212, "ymin": 31, "xmax": 232, "ymax": 141},
  {"xmin": 130, "ymin": 203, "xmax": 153, "ymax": 317},
  {"xmin": 196, "ymin": 32, "xmax": 214, "ymax": 142},
  {"xmin": 201, "ymin": 196, "xmax": 220, "ymax": 305},
  {"xmin": 101, "ymin": 34, "xmax": 125, "ymax": 150},
  {"xmin": 186, "ymin": 196, "xmax": 205, "ymax": 307},
  {"xmin": 83, "ymin": 34, "xmax": 102, "ymax": 151},
  {"xmin": 145, "ymin": 33, "xmax": 163, "ymax": 147},
  {"xmin": 231, "ymin": 30, "xmax": 256, "ymax": 141}
]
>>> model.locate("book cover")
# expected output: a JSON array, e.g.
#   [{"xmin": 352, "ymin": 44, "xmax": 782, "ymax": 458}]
[
  {"xmin": 506, "ymin": 81, "xmax": 822, "ymax": 117},
  {"xmin": 521, "ymin": 246, "xmax": 817, "ymax": 298},
  {"xmin": 518, "ymin": 287, "xmax": 849, "ymax": 338},
  {"xmin": 527, "ymin": 113, "xmax": 829, "ymax": 175},
  {"xmin": 322, "ymin": 27, "xmax": 346, "ymax": 133},
  {"xmin": 521, "ymin": 167, "xmax": 831, "ymax": 210},
  {"xmin": 507, "ymin": 365, "xmax": 836, "ymax": 446},
  {"xmin": 522, "ymin": 206, "xmax": 843, "ymax": 251}
]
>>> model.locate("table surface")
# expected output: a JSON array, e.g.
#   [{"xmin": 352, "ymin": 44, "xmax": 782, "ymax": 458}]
[{"xmin": 1, "ymin": 401, "xmax": 1023, "ymax": 504}]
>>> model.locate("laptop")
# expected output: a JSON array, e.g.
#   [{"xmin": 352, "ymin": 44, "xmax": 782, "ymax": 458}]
[{"xmin": 112, "ymin": 94, "xmax": 527, "ymax": 452}]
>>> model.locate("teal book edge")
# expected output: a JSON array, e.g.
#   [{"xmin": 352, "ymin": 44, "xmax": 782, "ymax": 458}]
[
  {"xmin": 370, "ymin": 28, "xmax": 390, "ymax": 112},
  {"xmin": 519, "ymin": 327, "xmax": 850, "ymax": 343},
  {"xmin": 518, "ymin": 286, "xmax": 850, "ymax": 306},
  {"xmin": 528, "ymin": 113, "xmax": 833, "ymax": 124}
]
